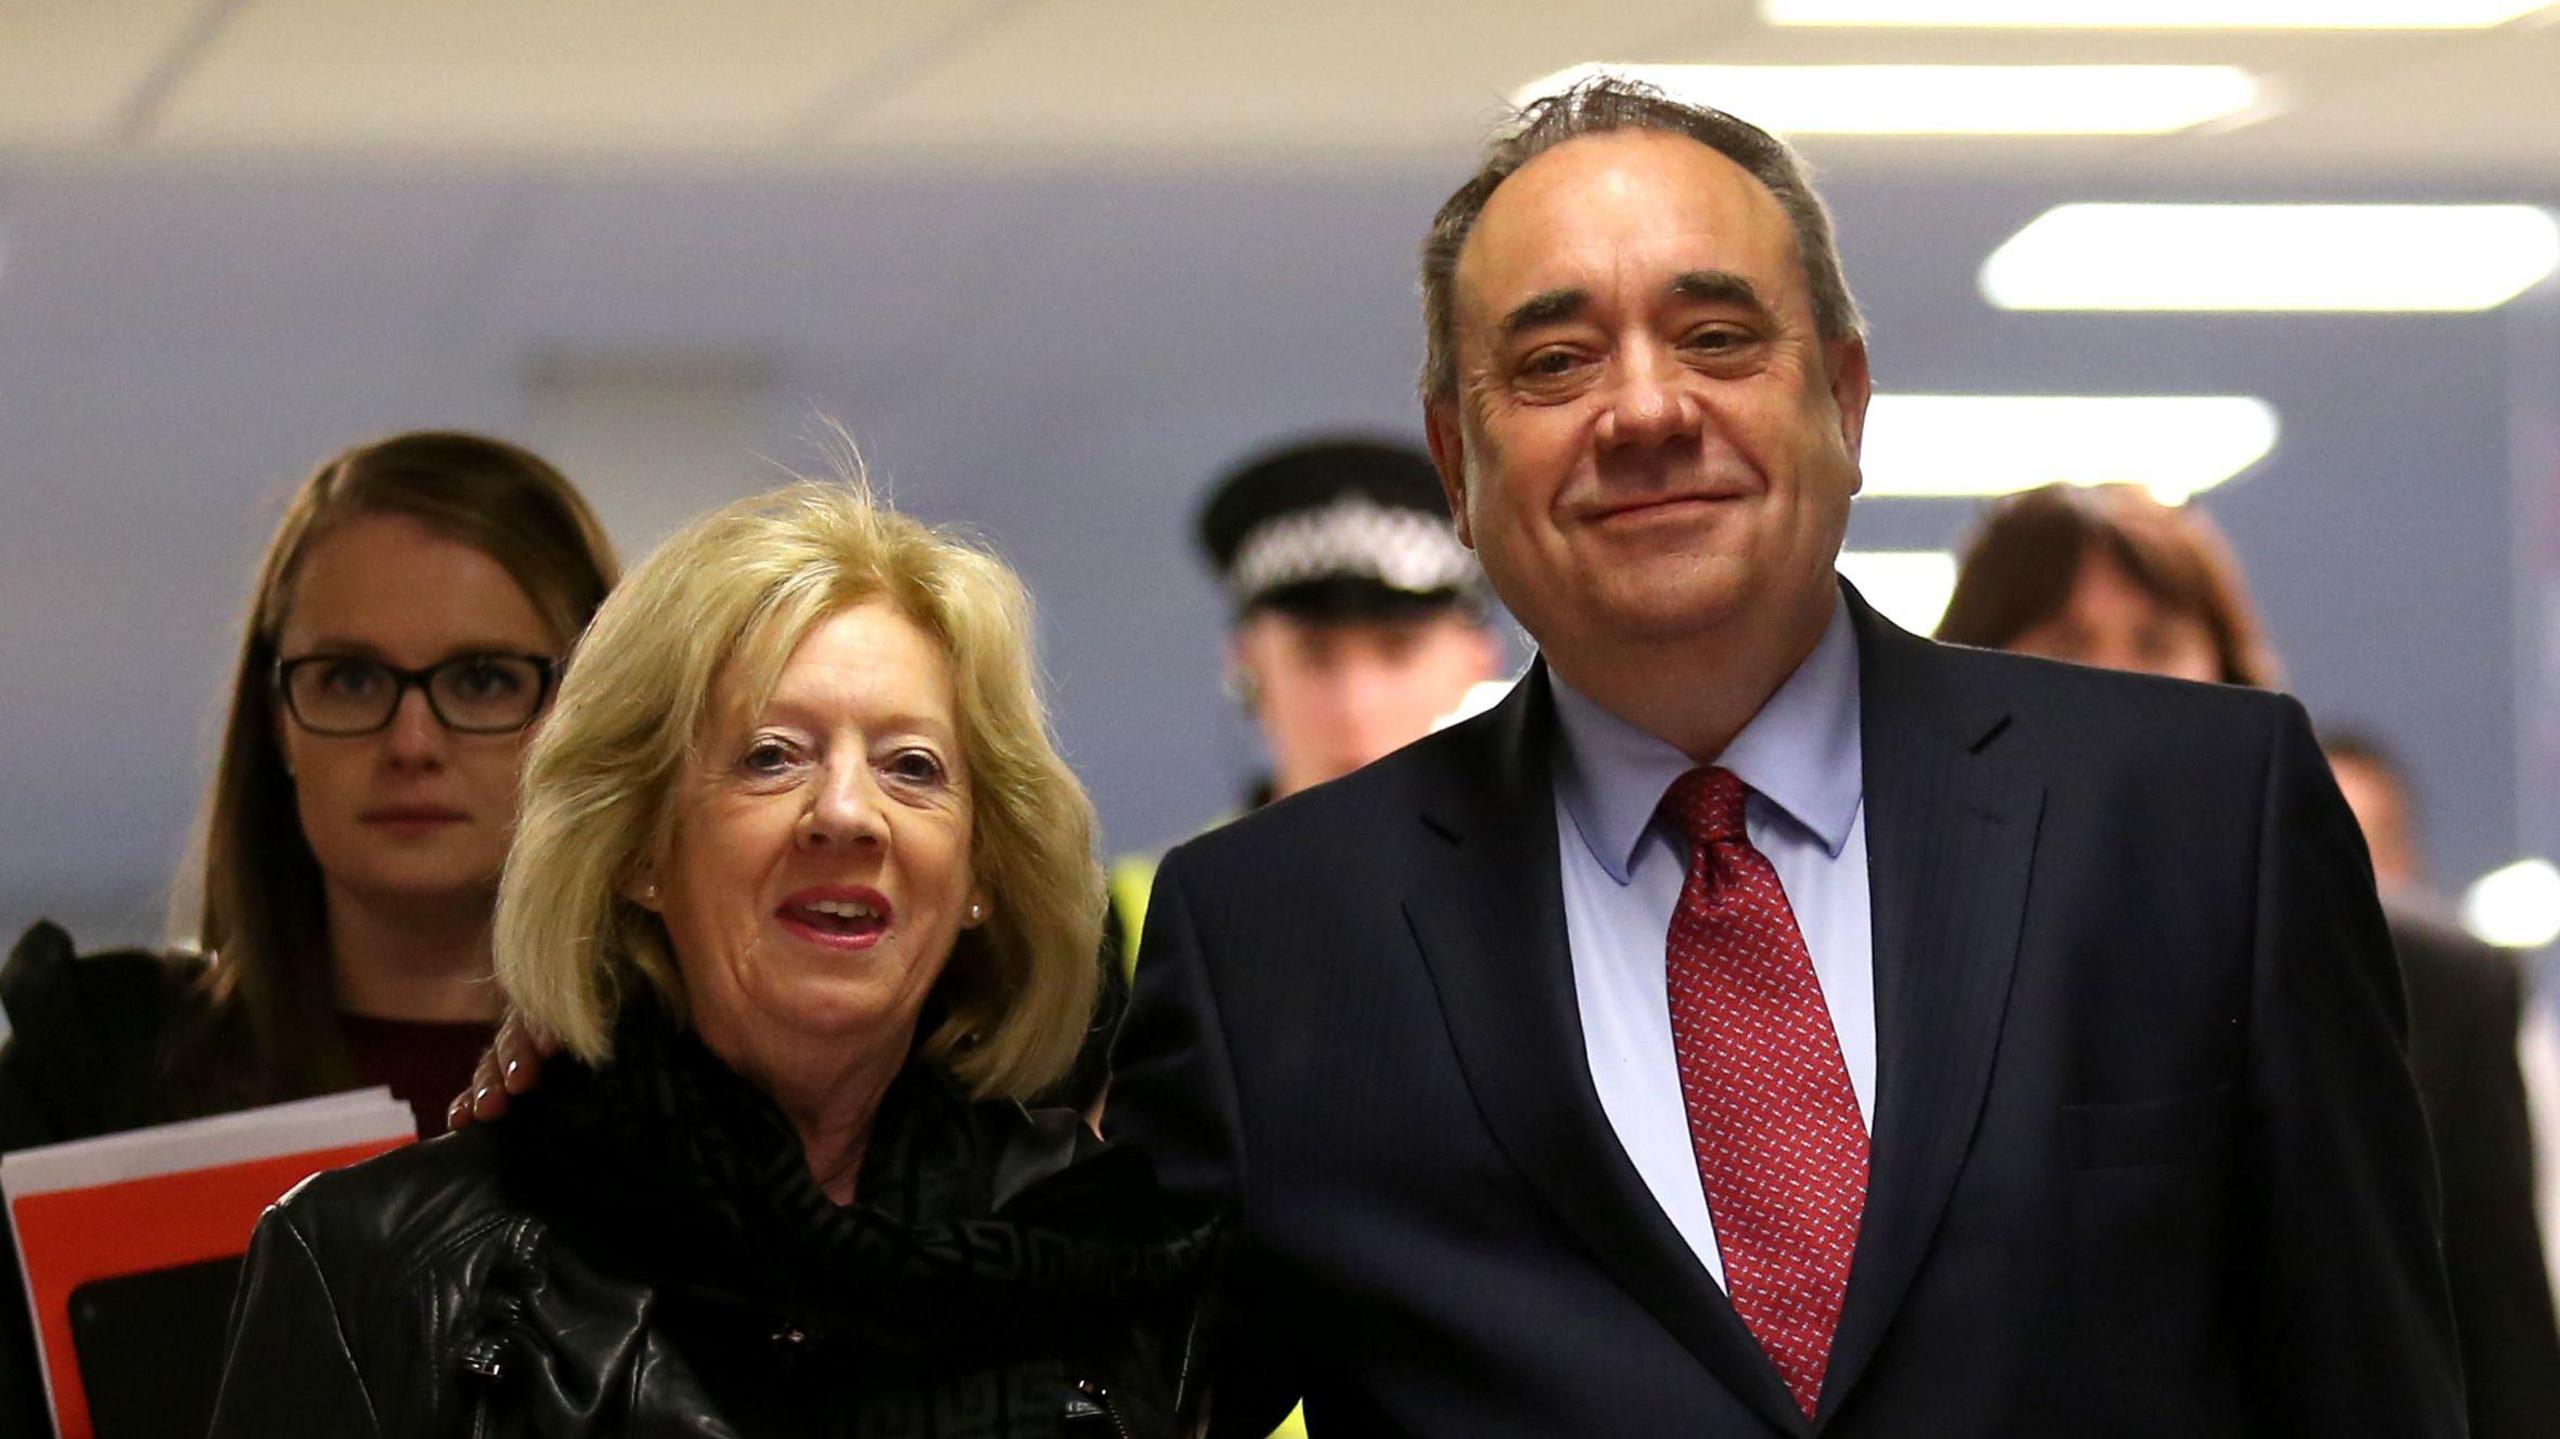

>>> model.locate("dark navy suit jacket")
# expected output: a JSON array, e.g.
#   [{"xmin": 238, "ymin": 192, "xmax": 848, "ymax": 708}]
[{"xmin": 1107, "ymin": 590, "xmax": 2462, "ymax": 1437}]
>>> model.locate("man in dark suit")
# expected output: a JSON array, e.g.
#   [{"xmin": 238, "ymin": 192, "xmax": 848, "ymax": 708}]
[
  {"xmin": 2397, "ymin": 905, "xmax": 2560, "ymax": 1439},
  {"xmin": 2326, "ymin": 729, "xmax": 2560, "ymax": 1439},
  {"xmin": 1106, "ymin": 79, "xmax": 2462, "ymax": 1435}
]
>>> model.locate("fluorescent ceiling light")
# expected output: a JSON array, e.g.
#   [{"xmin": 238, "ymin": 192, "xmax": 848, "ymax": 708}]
[
  {"xmin": 1765, "ymin": 0, "xmax": 2555, "ymax": 28},
  {"xmin": 1860, "ymin": 394, "xmax": 2276, "ymax": 503},
  {"xmin": 1984, "ymin": 204, "xmax": 2560, "ymax": 312},
  {"xmin": 2462, "ymin": 858, "xmax": 2560, "ymax": 950},
  {"xmin": 1514, "ymin": 64, "xmax": 2259, "ymax": 136},
  {"xmin": 1837, "ymin": 551, "xmax": 1959, "ymax": 635}
]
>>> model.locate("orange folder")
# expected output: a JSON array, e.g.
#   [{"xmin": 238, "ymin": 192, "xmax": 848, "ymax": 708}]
[{"xmin": 3, "ymin": 1089, "xmax": 414, "ymax": 1439}]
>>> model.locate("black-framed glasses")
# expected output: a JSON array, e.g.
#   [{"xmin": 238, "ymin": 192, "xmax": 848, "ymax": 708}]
[{"xmin": 273, "ymin": 652, "xmax": 559, "ymax": 737}]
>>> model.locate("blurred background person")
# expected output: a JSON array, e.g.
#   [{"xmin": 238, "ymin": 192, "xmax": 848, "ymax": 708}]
[
  {"xmin": 213, "ymin": 481, "xmax": 1213, "ymax": 1437},
  {"xmin": 0, "ymin": 430, "xmax": 616, "ymax": 1437},
  {"xmin": 2325, "ymin": 728, "xmax": 2432, "ymax": 903},
  {"xmin": 1095, "ymin": 436, "xmax": 1502, "ymax": 1439},
  {"xmin": 1109, "ymin": 437, "xmax": 1504, "ymax": 959},
  {"xmin": 1938, "ymin": 480, "xmax": 2560, "ymax": 1439},
  {"xmin": 2320, "ymin": 724, "xmax": 2560, "ymax": 1439},
  {"xmin": 1934, "ymin": 480, "xmax": 2278, "ymax": 688}
]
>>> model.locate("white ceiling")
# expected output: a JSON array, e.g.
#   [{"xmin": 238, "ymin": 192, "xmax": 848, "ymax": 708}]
[{"xmin": 5, "ymin": 0, "xmax": 2560, "ymax": 183}]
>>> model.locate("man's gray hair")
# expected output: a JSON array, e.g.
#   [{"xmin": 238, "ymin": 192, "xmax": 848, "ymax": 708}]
[{"xmin": 1419, "ymin": 76, "xmax": 1865, "ymax": 400}]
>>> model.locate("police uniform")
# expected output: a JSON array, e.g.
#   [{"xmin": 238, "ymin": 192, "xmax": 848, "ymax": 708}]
[{"xmin": 1108, "ymin": 438, "xmax": 1485, "ymax": 971}]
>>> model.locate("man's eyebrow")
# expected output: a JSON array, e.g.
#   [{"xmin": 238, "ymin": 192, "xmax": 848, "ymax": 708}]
[
  {"xmin": 1500, "ymin": 274, "xmax": 1772, "ymax": 339},
  {"xmin": 1499, "ymin": 288, "xmax": 1588, "ymax": 338},
  {"xmin": 1670, "ymin": 270, "xmax": 1772, "ymax": 316}
]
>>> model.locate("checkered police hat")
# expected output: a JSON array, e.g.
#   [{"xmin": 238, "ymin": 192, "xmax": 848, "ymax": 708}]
[{"xmin": 1198, "ymin": 438, "xmax": 1482, "ymax": 621}]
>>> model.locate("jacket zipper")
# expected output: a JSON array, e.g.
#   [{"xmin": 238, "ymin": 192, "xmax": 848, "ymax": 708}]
[
  {"xmin": 1072, "ymin": 1376, "xmax": 1134, "ymax": 1439},
  {"xmin": 461, "ymin": 1336, "xmax": 506, "ymax": 1439}
]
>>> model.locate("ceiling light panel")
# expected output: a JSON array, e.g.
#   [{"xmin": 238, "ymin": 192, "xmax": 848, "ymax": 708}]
[
  {"xmin": 1514, "ymin": 64, "xmax": 2259, "ymax": 136},
  {"xmin": 1860, "ymin": 395, "xmax": 2279, "ymax": 503},
  {"xmin": 1764, "ymin": 0, "xmax": 2555, "ymax": 28},
  {"xmin": 1982, "ymin": 204, "xmax": 2560, "ymax": 312}
]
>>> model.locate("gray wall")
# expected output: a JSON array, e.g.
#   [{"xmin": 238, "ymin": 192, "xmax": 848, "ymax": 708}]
[{"xmin": 0, "ymin": 154, "xmax": 2547, "ymax": 952}]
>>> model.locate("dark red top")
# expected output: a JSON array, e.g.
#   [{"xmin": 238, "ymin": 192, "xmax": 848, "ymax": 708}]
[{"xmin": 337, "ymin": 1012, "xmax": 497, "ymax": 1138}]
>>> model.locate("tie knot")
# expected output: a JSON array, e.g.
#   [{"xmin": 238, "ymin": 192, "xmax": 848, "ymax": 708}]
[{"xmin": 1661, "ymin": 766, "xmax": 1751, "ymax": 848}]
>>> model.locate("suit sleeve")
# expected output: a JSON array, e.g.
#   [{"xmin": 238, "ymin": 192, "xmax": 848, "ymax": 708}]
[
  {"xmin": 2398, "ymin": 918, "xmax": 2560, "ymax": 1439},
  {"xmin": 1104, "ymin": 845, "xmax": 1302, "ymax": 1437},
  {"xmin": 2243, "ymin": 699, "xmax": 2465, "ymax": 1435},
  {"xmin": 206, "ymin": 1205, "xmax": 386, "ymax": 1439}
]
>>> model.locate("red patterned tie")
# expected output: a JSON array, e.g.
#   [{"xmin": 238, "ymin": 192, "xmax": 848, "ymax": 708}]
[{"xmin": 1660, "ymin": 766, "xmax": 1868, "ymax": 1419}]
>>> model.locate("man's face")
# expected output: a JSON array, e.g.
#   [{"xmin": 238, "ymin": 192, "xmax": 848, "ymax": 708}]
[
  {"xmin": 1426, "ymin": 129, "xmax": 1869, "ymax": 669},
  {"xmin": 1233, "ymin": 608, "xmax": 1502, "ymax": 800}
]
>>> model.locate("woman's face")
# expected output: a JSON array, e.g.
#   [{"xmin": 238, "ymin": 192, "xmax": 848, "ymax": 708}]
[
  {"xmin": 651, "ymin": 600, "xmax": 986, "ymax": 1077},
  {"xmin": 274, "ymin": 512, "xmax": 560, "ymax": 911},
  {"xmin": 2004, "ymin": 549, "xmax": 2222, "ymax": 685}
]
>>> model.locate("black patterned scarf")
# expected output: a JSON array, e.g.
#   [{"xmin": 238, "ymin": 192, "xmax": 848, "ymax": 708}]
[{"xmin": 500, "ymin": 1003, "xmax": 1218, "ymax": 1435}]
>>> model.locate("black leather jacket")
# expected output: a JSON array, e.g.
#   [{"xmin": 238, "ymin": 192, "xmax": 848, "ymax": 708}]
[{"xmin": 207, "ymin": 1010, "xmax": 1217, "ymax": 1438}]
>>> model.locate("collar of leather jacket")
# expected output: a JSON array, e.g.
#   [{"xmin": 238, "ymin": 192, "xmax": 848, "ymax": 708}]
[{"xmin": 495, "ymin": 1001, "xmax": 1218, "ymax": 1361}]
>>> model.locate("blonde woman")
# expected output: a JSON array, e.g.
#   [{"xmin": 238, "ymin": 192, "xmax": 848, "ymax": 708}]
[{"xmin": 209, "ymin": 481, "xmax": 1216, "ymax": 1439}]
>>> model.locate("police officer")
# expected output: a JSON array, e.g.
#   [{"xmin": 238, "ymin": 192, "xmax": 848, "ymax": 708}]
[
  {"xmin": 1095, "ymin": 436, "xmax": 1504, "ymax": 1439},
  {"xmin": 1110, "ymin": 437, "xmax": 1506, "ymax": 956}
]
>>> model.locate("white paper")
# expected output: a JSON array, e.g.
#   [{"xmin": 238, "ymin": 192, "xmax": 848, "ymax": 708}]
[{"xmin": 0, "ymin": 1086, "xmax": 415, "ymax": 1198}]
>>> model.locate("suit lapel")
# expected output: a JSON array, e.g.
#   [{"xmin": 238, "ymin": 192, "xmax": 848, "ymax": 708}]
[
  {"xmin": 1815, "ymin": 595, "xmax": 2044, "ymax": 1427},
  {"xmin": 1404, "ymin": 665, "xmax": 1811, "ymax": 1437}
]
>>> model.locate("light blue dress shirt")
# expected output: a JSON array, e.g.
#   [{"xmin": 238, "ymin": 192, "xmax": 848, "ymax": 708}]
[{"xmin": 1550, "ymin": 593, "xmax": 1875, "ymax": 1291}]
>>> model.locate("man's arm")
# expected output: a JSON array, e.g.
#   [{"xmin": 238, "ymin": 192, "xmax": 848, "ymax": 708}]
[
  {"xmin": 1105, "ymin": 845, "xmax": 1302, "ymax": 1437},
  {"xmin": 2243, "ymin": 699, "xmax": 2464, "ymax": 1434}
]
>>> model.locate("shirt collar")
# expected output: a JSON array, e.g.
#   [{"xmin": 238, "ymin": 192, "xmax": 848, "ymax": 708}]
[{"xmin": 1551, "ymin": 592, "xmax": 1864, "ymax": 883}]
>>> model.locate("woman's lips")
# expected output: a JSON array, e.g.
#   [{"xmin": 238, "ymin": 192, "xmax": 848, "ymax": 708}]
[
  {"xmin": 776, "ymin": 886, "xmax": 894, "ymax": 950},
  {"xmin": 359, "ymin": 805, "xmax": 468, "ymax": 836}
]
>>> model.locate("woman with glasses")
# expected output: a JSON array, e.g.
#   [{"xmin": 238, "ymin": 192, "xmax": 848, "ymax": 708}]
[{"xmin": 0, "ymin": 430, "xmax": 617, "ymax": 1435}]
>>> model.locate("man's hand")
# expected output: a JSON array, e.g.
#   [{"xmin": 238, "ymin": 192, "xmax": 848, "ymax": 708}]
[{"xmin": 445, "ymin": 1011, "xmax": 556, "ymax": 1130}]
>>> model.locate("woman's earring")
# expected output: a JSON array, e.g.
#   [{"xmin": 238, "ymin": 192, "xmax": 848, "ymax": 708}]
[{"xmin": 967, "ymin": 901, "xmax": 984, "ymax": 923}]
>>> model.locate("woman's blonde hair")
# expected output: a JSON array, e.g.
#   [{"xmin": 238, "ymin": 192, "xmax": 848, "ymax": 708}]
[
  {"xmin": 496, "ymin": 477, "xmax": 1104, "ymax": 1101},
  {"xmin": 175, "ymin": 431, "xmax": 617, "ymax": 1112}
]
